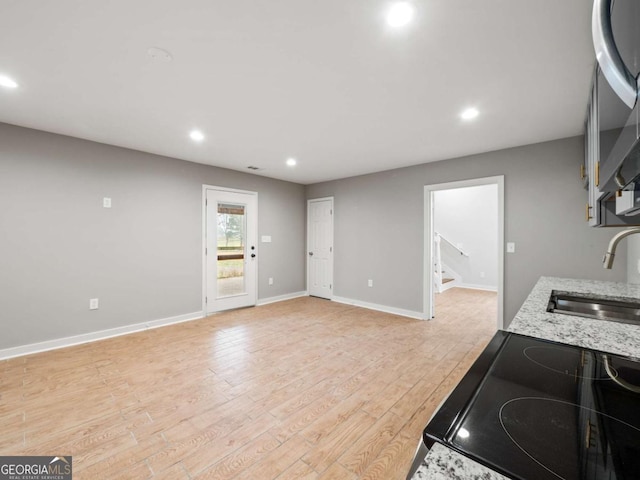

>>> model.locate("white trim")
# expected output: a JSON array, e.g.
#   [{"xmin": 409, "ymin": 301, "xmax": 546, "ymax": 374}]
[
  {"xmin": 332, "ymin": 296, "xmax": 423, "ymax": 320},
  {"xmin": 307, "ymin": 196, "xmax": 334, "ymax": 300},
  {"xmin": 202, "ymin": 185, "xmax": 209, "ymax": 316},
  {"xmin": 0, "ymin": 311, "xmax": 204, "ymax": 361},
  {"xmin": 257, "ymin": 291, "xmax": 308, "ymax": 306},
  {"xmin": 457, "ymin": 284, "xmax": 499, "ymax": 292},
  {"xmin": 424, "ymin": 176, "xmax": 505, "ymax": 329}
]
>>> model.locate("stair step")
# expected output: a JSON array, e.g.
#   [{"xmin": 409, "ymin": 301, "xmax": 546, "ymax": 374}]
[{"xmin": 442, "ymin": 278, "xmax": 454, "ymax": 284}]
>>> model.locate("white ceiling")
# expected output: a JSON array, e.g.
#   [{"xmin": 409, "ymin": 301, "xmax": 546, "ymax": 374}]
[{"xmin": 0, "ymin": 0, "xmax": 595, "ymax": 185}]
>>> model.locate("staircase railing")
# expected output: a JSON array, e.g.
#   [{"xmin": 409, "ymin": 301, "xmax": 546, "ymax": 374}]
[
  {"xmin": 435, "ymin": 231, "xmax": 469, "ymax": 257},
  {"xmin": 434, "ymin": 232, "xmax": 469, "ymax": 293},
  {"xmin": 434, "ymin": 234, "xmax": 443, "ymax": 293}
]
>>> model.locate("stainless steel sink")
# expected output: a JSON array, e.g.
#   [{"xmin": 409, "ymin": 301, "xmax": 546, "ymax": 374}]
[{"xmin": 547, "ymin": 290, "xmax": 640, "ymax": 326}]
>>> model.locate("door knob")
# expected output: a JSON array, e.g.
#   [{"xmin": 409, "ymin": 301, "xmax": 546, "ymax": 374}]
[
  {"xmin": 251, "ymin": 253, "xmax": 256, "ymax": 258},
  {"xmin": 309, "ymin": 252, "xmax": 314, "ymax": 256}
]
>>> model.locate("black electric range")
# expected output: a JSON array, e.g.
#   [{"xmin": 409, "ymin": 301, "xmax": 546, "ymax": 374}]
[{"xmin": 423, "ymin": 331, "xmax": 640, "ymax": 480}]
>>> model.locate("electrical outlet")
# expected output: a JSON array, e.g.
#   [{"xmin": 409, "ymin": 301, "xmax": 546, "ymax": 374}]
[
  {"xmin": 368, "ymin": 279, "xmax": 373, "ymax": 287},
  {"xmin": 268, "ymin": 277, "xmax": 274, "ymax": 285},
  {"xmin": 89, "ymin": 298, "xmax": 99, "ymax": 310},
  {"xmin": 480, "ymin": 271, "xmax": 485, "ymax": 278},
  {"xmin": 103, "ymin": 197, "xmax": 112, "ymax": 208}
]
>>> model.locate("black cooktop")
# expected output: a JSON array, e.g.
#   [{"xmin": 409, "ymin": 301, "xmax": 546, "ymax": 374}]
[{"xmin": 424, "ymin": 331, "xmax": 640, "ymax": 480}]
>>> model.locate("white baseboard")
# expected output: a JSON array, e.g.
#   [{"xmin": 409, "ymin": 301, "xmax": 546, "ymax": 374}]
[
  {"xmin": 0, "ymin": 311, "xmax": 204, "ymax": 361},
  {"xmin": 332, "ymin": 296, "xmax": 425, "ymax": 320},
  {"xmin": 0, "ymin": 291, "xmax": 428, "ymax": 360},
  {"xmin": 457, "ymin": 283, "xmax": 498, "ymax": 292},
  {"xmin": 257, "ymin": 290, "xmax": 308, "ymax": 306}
]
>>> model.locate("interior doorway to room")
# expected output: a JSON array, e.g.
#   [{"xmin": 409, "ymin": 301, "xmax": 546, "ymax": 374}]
[
  {"xmin": 424, "ymin": 177, "xmax": 504, "ymax": 329},
  {"xmin": 203, "ymin": 186, "xmax": 257, "ymax": 314},
  {"xmin": 307, "ymin": 197, "xmax": 334, "ymax": 299}
]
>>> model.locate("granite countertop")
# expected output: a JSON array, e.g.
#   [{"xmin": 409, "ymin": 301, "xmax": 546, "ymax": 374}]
[
  {"xmin": 412, "ymin": 444, "xmax": 509, "ymax": 480},
  {"xmin": 412, "ymin": 276, "xmax": 640, "ymax": 480},
  {"xmin": 507, "ymin": 276, "xmax": 640, "ymax": 359}
]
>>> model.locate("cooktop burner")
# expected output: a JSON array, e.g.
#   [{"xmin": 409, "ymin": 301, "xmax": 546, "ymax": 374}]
[
  {"xmin": 499, "ymin": 397, "xmax": 640, "ymax": 479},
  {"xmin": 423, "ymin": 332, "xmax": 640, "ymax": 480},
  {"xmin": 523, "ymin": 346, "xmax": 612, "ymax": 380}
]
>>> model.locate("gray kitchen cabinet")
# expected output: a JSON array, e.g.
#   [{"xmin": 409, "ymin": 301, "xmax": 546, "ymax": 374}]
[
  {"xmin": 585, "ymin": 78, "xmax": 603, "ymax": 227},
  {"xmin": 583, "ymin": 69, "xmax": 640, "ymax": 227},
  {"xmin": 586, "ymin": 0, "xmax": 640, "ymax": 225}
]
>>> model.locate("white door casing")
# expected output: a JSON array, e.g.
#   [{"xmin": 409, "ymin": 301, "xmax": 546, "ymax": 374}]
[
  {"xmin": 307, "ymin": 197, "xmax": 333, "ymax": 299},
  {"xmin": 423, "ymin": 176, "xmax": 504, "ymax": 328},
  {"xmin": 204, "ymin": 187, "xmax": 258, "ymax": 313}
]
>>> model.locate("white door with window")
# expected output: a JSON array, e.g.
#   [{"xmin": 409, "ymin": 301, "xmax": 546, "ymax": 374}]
[
  {"xmin": 307, "ymin": 197, "xmax": 333, "ymax": 299},
  {"xmin": 205, "ymin": 187, "xmax": 257, "ymax": 313}
]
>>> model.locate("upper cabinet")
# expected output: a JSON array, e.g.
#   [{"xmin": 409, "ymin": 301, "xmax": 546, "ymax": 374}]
[
  {"xmin": 585, "ymin": 79, "xmax": 601, "ymax": 227},
  {"xmin": 586, "ymin": 0, "xmax": 640, "ymax": 225}
]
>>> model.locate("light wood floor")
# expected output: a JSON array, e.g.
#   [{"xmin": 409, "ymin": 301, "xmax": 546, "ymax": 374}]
[{"xmin": 0, "ymin": 288, "xmax": 497, "ymax": 479}]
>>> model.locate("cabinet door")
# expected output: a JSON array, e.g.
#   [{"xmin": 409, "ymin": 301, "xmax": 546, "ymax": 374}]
[
  {"xmin": 587, "ymin": 81, "xmax": 602, "ymax": 227},
  {"xmin": 584, "ymin": 66, "xmax": 640, "ymax": 226},
  {"xmin": 595, "ymin": 0, "xmax": 640, "ymax": 194}
]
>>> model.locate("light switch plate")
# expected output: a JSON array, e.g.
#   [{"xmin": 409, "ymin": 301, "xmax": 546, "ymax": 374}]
[
  {"xmin": 261, "ymin": 235, "xmax": 272, "ymax": 243},
  {"xmin": 89, "ymin": 298, "xmax": 99, "ymax": 310},
  {"xmin": 103, "ymin": 197, "xmax": 112, "ymax": 208},
  {"xmin": 506, "ymin": 242, "xmax": 515, "ymax": 253}
]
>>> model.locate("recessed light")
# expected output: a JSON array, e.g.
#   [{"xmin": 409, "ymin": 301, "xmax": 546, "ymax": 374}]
[
  {"xmin": 461, "ymin": 108, "xmax": 479, "ymax": 120},
  {"xmin": 0, "ymin": 75, "xmax": 18, "ymax": 89},
  {"xmin": 147, "ymin": 47, "xmax": 173, "ymax": 63},
  {"xmin": 189, "ymin": 130, "xmax": 205, "ymax": 142},
  {"xmin": 386, "ymin": 2, "xmax": 415, "ymax": 28},
  {"xmin": 286, "ymin": 158, "xmax": 297, "ymax": 167}
]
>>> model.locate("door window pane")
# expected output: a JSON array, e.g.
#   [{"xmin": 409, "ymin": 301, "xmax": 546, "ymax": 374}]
[{"xmin": 216, "ymin": 203, "xmax": 245, "ymax": 297}]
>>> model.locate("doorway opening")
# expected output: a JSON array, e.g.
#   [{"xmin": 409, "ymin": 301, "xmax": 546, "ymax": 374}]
[
  {"xmin": 423, "ymin": 177, "xmax": 504, "ymax": 329},
  {"xmin": 203, "ymin": 186, "xmax": 258, "ymax": 314}
]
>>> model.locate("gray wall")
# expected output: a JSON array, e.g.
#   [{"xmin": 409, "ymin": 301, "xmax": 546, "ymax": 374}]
[
  {"xmin": 305, "ymin": 136, "xmax": 626, "ymax": 326},
  {"xmin": 627, "ymin": 236, "xmax": 640, "ymax": 284},
  {"xmin": 0, "ymin": 123, "xmax": 305, "ymax": 350},
  {"xmin": 434, "ymin": 184, "xmax": 498, "ymax": 289}
]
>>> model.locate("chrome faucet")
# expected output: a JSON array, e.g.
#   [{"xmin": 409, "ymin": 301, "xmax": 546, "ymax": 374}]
[{"xmin": 603, "ymin": 227, "xmax": 640, "ymax": 268}]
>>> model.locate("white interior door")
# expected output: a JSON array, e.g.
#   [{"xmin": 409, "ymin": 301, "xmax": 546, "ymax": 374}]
[
  {"xmin": 307, "ymin": 197, "xmax": 333, "ymax": 299},
  {"xmin": 205, "ymin": 188, "xmax": 257, "ymax": 313}
]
